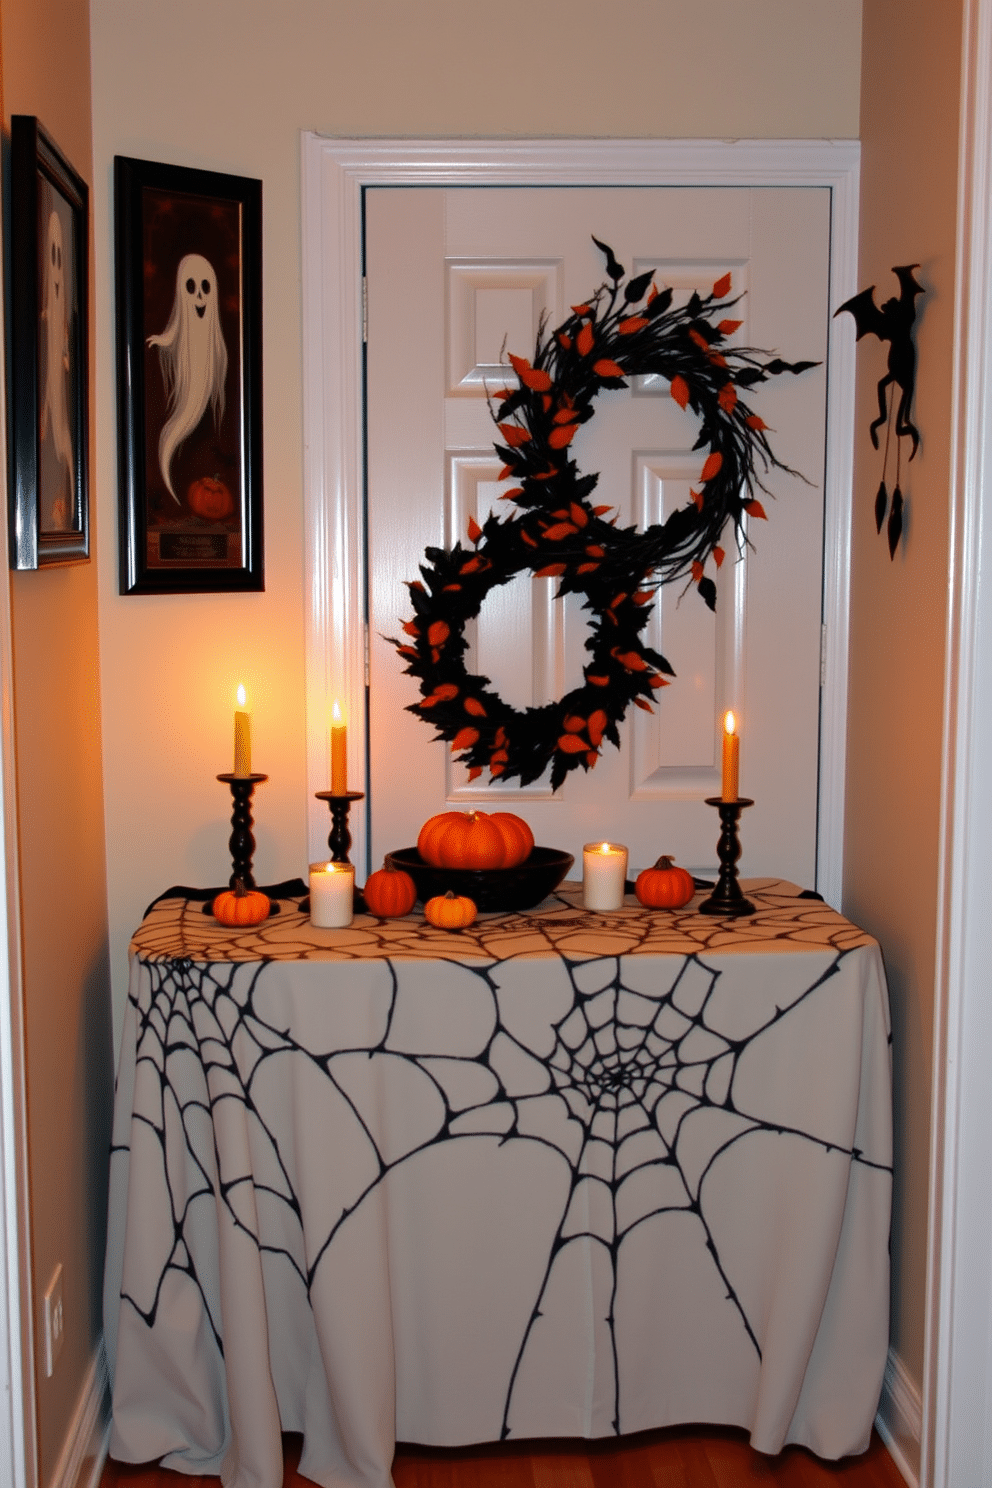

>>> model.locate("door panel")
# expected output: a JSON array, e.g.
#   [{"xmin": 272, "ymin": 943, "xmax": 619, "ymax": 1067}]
[{"xmin": 366, "ymin": 186, "xmax": 829, "ymax": 882}]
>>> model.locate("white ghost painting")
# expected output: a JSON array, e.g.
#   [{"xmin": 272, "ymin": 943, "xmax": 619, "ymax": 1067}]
[
  {"xmin": 39, "ymin": 207, "xmax": 74, "ymax": 528},
  {"xmin": 147, "ymin": 253, "xmax": 228, "ymax": 503}
]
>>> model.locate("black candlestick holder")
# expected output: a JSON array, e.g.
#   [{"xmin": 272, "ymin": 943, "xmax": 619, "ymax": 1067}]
[
  {"xmin": 697, "ymin": 797, "xmax": 756, "ymax": 917},
  {"xmin": 314, "ymin": 790, "xmax": 365, "ymax": 864},
  {"xmin": 216, "ymin": 773, "xmax": 268, "ymax": 889}
]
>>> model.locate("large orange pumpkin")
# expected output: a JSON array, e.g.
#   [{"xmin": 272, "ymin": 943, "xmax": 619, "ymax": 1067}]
[
  {"xmin": 213, "ymin": 880, "xmax": 271, "ymax": 925},
  {"xmin": 363, "ymin": 863, "xmax": 417, "ymax": 917},
  {"xmin": 417, "ymin": 810, "xmax": 534, "ymax": 870},
  {"xmin": 634, "ymin": 856, "xmax": 695, "ymax": 909},
  {"xmin": 187, "ymin": 475, "xmax": 235, "ymax": 522},
  {"xmin": 424, "ymin": 891, "xmax": 477, "ymax": 930}
]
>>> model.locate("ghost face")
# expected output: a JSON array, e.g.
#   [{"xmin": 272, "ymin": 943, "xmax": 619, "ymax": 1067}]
[{"xmin": 47, "ymin": 212, "xmax": 64, "ymax": 307}]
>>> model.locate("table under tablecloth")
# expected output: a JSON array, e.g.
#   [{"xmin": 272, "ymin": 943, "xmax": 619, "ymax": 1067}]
[{"xmin": 104, "ymin": 879, "xmax": 892, "ymax": 1488}]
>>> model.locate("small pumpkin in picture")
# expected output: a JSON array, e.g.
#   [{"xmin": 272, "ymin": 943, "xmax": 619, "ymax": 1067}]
[
  {"xmin": 634, "ymin": 856, "xmax": 696, "ymax": 910},
  {"xmin": 424, "ymin": 890, "xmax": 477, "ymax": 930},
  {"xmin": 187, "ymin": 475, "xmax": 235, "ymax": 522},
  {"xmin": 363, "ymin": 863, "xmax": 417, "ymax": 918},
  {"xmin": 417, "ymin": 810, "xmax": 534, "ymax": 870},
  {"xmin": 213, "ymin": 879, "xmax": 271, "ymax": 925}
]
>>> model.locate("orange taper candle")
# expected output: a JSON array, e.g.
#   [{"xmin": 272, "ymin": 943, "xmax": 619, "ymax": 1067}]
[
  {"xmin": 721, "ymin": 710, "xmax": 739, "ymax": 801},
  {"xmin": 330, "ymin": 699, "xmax": 347, "ymax": 794},
  {"xmin": 234, "ymin": 684, "xmax": 251, "ymax": 776}
]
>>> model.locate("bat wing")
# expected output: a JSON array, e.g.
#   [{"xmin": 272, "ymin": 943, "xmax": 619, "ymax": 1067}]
[
  {"xmin": 834, "ymin": 286, "xmax": 886, "ymax": 341},
  {"xmin": 893, "ymin": 263, "xmax": 925, "ymax": 305}
]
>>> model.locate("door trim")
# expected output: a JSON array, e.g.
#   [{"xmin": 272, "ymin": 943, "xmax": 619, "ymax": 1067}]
[{"xmin": 301, "ymin": 136, "xmax": 860, "ymax": 899}]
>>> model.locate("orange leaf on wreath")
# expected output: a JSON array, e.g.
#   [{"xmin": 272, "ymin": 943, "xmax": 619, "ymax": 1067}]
[
  {"xmin": 689, "ymin": 330, "xmax": 709, "ymax": 351},
  {"xmin": 713, "ymin": 272, "xmax": 732, "ymax": 297},
  {"xmin": 464, "ymin": 697, "xmax": 487, "ymax": 717},
  {"xmin": 467, "ymin": 516, "xmax": 482, "ymax": 543},
  {"xmin": 592, "ymin": 506, "xmax": 612, "ymax": 516},
  {"xmin": 587, "ymin": 674, "xmax": 610, "ymax": 687},
  {"xmin": 442, "ymin": 584, "xmax": 461, "ymax": 593},
  {"xmin": 401, "ymin": 620, "xmax": 419, "ymax": 635},
  {"xmin": 500, "ymin": 487, "xmax": 524, "ymax": 501},
  {"xmin": 562, "ymin": 715, "xmax": 586, "ymax": 732},
  {"xmin": 467, "ymin": 767, "xmax": 483, "ymax": 781},
  {"xmin": 428, "ymin": 620, "xmax": 450, "ymax": 646},
  {"xmin": 594, "ymin": 359, "xmax": 625, "ymax": 378},
  {"xmin": 700, "ymin": 452, "xmax": 723, "ymax": 482},
  {"xmin": 553, "ymin": 408, "xmax": 580, "ymax": 425},
  {"xmin": 557, "ymin": 734, "xmax": 590, "ymax": 754},
  {"xmin": 671, "ymin": 375, "xmax": 690, "ymax": 410},
  {"xmin": 619, "ymin": 316, "xmax": 649, "ymax": 335},
  {"xmin": 543, "ymin": 522, "xmax": 578, "ymax": 540},
  {"xmin": 718, "ymin": 383, "xmax": 738, "ymax": 413},
  {"xmin": 571, "ymin": 303, "xmax": 591, "ymax": 315},
  {"xmin": 451, "ymin": 728, "xmax": 479, "ymax": 751},
  {"xmin": 633, "ymin": 590, "xmax": 653, "ymax": 605},
  {"xmin": 718, "ymin": 319, "xmax": 743, "ymax": 335},
  {"xmin": 588, "ymin": 709, "xmax": 608, "ymax": 745},
  {"xmin": 521, "ymin": 530, "xmax": 538, "ymax": 548},
  {"xmin": 576, "ymin": 562, "xmax": 599, "ymax": 574},
  {"xmin": 489, "ymin": 764, "xmax": 505, "ymax": 777},
  {"xmin": 610, "ymin": 593, "xmax": 627, "ymax": 609},
  {"xmin": 549, "ymin": 425, "xmax": 578, "ymax": 449},
  {"xmin": 498, "ymin": 424, "xmax": 531, "ymax": 447},
  {"xmin": 713, "ymin": 546, "xmax": 725, "ymax": 568},
  {"xmin": 649, "ymin": 674, "xmax": 671, "ymax": 689},
  {"xmin": 494, "ymin": 726, "xmax": 507, "ymax": 747},
  {"xmin": 491, "ymin": 748, "xmax": 508, "ymax": 764},
  {"xmin": 398, "ymin": 645, "xmax": 418, "ymax": 660},
  {"xmin": 746, "ymin": 415, "xmax": 768, "ymax": 431},
  {"xmin": 691, "ymin": 561, "xmax": 704, "ymax": 583},
  {"xmin": 613, "ymin": 650, "xmax": 649, "ymax": 671},
  {"xmin": 691, "ymin": 489, "xmax": 705, "ymax": 511},
  {"xmin": 570, "ymin": 503, "xmax": 588, "ymax": 527},
  {"xmin": 576, "ymin": 322, "xmax": 595, "ymax": 357},
  {"xmin": 434, "ymin": 684, "xmax": 459, "ymax": 700},
  {"xmin": 586, "ymin": 751, "xmax": 598, "ymax": 768},
  {"xmin": 557, "ymin": 332, "xmax": 572, "ymax": 350},
  {"xmin": 634, "ymin": 698, "xmax": 655, "ymax": 713},
  {"xmin": 585, "ymin": 544, "xmax": 606, "ymax": 557},
  {"xmin": 535, "ymin": 563, "xmax": 567, "ymax": 578},
  {"xmin": 498, "ymin": 464, "xmax": 515, "ymax": 480},
  {"xmin": 745, "ymin": 499, "xmax": 768, "ymax": 520}
]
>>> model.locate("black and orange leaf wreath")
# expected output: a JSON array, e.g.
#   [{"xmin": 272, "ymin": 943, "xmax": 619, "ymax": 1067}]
[{"xmin": 391, "ymin": 237, "xmax": 817, "ymax": 791}]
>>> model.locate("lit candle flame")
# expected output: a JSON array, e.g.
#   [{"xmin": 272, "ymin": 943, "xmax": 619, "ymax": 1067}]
[
  {"xmin": 600, "ymin": 842, "xmax": 611, "ymax": 854},
  {"xmin": 237, "ymin": 684, "xmax": 247, "ymax": 709},
  {"xmin": 724, "ymin": 710, "xmax": 736, "ymax": 736},
  {"xmin": 332, "ymin": 698, "xmax": 343, "ymax": 725}
]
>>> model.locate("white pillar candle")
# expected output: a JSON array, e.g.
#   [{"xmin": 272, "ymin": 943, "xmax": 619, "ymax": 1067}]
[
  {"xmin": 582, "ymin": 842, "xmax": 628, "ymax": 911},
  {"xmin": 308, "ymin": 861, "xmax": 355, "ymax": 928}
]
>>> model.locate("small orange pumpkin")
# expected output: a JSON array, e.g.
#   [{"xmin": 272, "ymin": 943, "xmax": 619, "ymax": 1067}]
[
  {"xmin": 363, "ymin": 863, "xmax": 417, "ymax": 918},
  {"xmin": 213, "ymin": 879, "xmax": 271, "ymax": 925},
  {"xmin": 634, "ymin": 856, "xmax": 696, "ymax": 910},
  {"xmin": 417, "ymin": 810, "xmax": 534, "ymax": 870},
  {"xmin": 424, "ymin": 890, "xmax": 477, "ymax": 930},
  {"xmin": 187, "ymin": 475, "xmax": 235, "ymax": 522}
]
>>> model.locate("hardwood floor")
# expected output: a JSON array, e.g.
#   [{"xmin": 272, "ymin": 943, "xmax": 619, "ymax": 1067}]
[{"xmin": 100, "ymin": 1427, "xmax": 906, "ymax": 1488}]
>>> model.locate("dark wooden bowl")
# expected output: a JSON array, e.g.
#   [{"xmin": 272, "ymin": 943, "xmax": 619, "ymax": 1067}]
[{"xmin": 384, "ymin": 846, "xmax": 574, "ymax": 913}]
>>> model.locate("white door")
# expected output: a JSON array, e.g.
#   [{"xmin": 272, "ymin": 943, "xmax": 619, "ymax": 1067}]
[{"xmin": 365, "ymin": 186, "xmax": 829, "ymax": 883}]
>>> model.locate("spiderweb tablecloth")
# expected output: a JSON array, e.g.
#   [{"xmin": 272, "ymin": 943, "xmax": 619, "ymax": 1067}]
[{"xmin": 104, "ymin": 880, "xmax": 891, "ymax": 1488}]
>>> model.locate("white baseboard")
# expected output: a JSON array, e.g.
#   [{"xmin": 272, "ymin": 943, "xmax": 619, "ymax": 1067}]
[
  {"xmin": 50, "ymin": 1336, "xmax": 111, "ymax": 1488},
  {"xmin": 876, "ymin": 1347, "xmax": 922, "ymax": 1488}
]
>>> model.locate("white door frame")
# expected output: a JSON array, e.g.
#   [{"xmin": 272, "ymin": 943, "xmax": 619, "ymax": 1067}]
[
  {"xmin": 300, "ymin": 136, "xmax": 860, "ymax": 901},
  {"xmin": 923, "ymin": 1, "xmax": 992, "ymax": 1482}
]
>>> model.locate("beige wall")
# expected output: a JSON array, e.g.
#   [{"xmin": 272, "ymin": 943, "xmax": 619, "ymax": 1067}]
[
  {"xmin": 843, "ymin": 0, "xmax": 963, "ymax": 1388},
  {"xmin": 90, "ymin": 0, "xmax": 863, "ymax": 1045},
  {"xmin": 0, "ymin": 0, "xmax": 114, "ymax": 1480}
]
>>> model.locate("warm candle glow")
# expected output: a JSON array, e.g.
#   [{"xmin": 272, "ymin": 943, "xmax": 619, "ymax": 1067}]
[
  {"xmin": 331, "ymin": 698, "xmax": 348, "ymax": 795},
  {"xmin": 234, "ymin": 684, "xmax": 251, "ymax": 777},
  {"xmin": 309, "ymin": 860, "xmax": 354, "ymax": 928},
  {"xmin": 721, "ymin": 709, "xmax": 739, "ymax": 801}
]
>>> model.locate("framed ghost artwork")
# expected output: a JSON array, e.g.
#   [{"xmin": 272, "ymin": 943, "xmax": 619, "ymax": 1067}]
[
  {"xmin": 114, "ymin": 156, "xmax": 262, "ymax": 594},
  {"xmin": 9, "ymin": 117, "xmax": 89, "ymax": 569}
]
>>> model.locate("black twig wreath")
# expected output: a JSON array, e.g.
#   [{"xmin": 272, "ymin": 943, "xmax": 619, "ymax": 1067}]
[{"xmin": 392, "ymin": 238, "xmax": 817, "ymax": 790}]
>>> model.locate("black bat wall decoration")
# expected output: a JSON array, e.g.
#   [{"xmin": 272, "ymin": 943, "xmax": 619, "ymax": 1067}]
[{"xmin": 835, "ymin": 265, "xmax": 925, "ymax": 558}]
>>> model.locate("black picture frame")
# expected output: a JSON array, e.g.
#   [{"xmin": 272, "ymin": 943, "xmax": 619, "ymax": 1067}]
[
  {"xmin": 9, "ymin": 117, "xmax": 89, "ymax": 569},
  {"xmin": 114, "ymin": 155, "xmax": 262, "ymax": 594}
]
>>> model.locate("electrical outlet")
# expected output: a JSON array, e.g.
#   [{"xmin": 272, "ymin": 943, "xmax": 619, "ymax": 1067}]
[{"xmin": 42, "ymin": 1264, "xmax": 63, "ymax": 1377}]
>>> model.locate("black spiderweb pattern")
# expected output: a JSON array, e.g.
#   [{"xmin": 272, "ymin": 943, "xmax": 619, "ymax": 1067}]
[{"xmin": 111, "ymin": 885, "xmax": 892, "ymax": 1440}]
